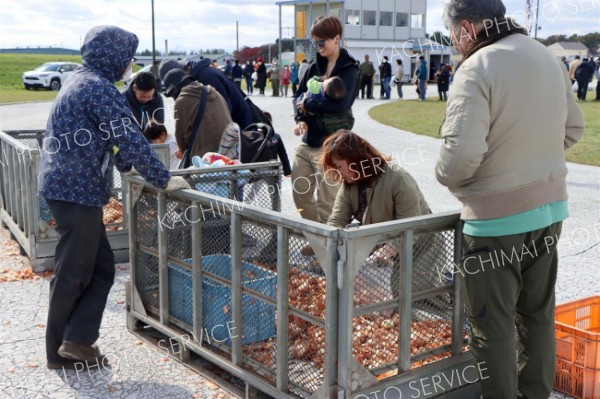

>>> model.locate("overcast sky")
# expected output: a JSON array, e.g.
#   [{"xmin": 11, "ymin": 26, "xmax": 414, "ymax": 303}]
[{"xmin": 1, "ymin": 0, "xmax": 598, "ymax": 53}]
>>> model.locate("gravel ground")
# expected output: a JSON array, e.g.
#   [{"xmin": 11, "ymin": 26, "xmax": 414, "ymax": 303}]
[{"xmin": 1, "ymin": 86, "xmax": 597, "ymax": 399}]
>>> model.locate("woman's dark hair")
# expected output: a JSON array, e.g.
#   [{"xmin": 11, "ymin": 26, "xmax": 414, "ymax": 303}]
[
  {"xmin": 310, "ymin": 15, "xmax": 343, "ymax": 40},
  {"xmin": 143, "ymin": 120, "xmax": 167, "ymax": 141},
  {"xmin": 133, "ymin": 71, "xmax": 157, "ymax": 91},
  {"xmin": 322, "ymin": 130, "xmax": 388, "ymax": 185},
  {"xmin": 396, "ymin": 59, "xmax": 403, "ymax": 65}
]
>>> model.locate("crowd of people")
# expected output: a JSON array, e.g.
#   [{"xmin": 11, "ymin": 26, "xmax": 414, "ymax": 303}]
[{"xmin": 37, "ymin": 0, "xmax": 593, "ymax": 398}]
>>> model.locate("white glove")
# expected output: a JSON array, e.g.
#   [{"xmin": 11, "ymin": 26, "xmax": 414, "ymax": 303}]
[
  {"xmin": 123, "ymin": 166, "xmax": 139, "ymax": 176},
  {"xmin": 164, "ymin": 176, "xmax": 191, "ymax": 191}
]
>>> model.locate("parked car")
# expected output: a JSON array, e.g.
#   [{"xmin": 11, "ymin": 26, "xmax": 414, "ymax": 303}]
[
  {"xmin": 22, "ymin": 62, "xmax": 81, "ymax": 91},
  {"xmin": 125, "ymin": 64, "xmax": 152, "ymax": 88}
]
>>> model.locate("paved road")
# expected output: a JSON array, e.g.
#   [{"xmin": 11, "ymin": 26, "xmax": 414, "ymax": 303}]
[{"xmin": 0, "ymin": 91, "xmax": 596, "ymax": 399}]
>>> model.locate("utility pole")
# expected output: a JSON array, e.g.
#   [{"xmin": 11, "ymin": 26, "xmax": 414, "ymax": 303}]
[
  {"xmin": 151, "ymin": 0, "xmax": 156, "ymax": 62},
  {"xmin": 534, "ymin": 0, "xmax": 540, "ymax": 39},
  {"xmin": 278, "ymin": 4, "xmax": 282, "ymax": 65},
  {"xmin": 236, "ymin": 21, "xmax": 239, "ymax": 55}
]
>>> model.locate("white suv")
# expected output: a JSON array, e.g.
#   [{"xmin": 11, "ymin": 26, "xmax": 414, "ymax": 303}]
[{"xmin": 22, "ymin": 62, "xmax": 81, "ymax": 91}]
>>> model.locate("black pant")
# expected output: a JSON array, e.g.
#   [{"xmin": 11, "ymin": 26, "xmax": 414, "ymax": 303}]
[
  {"xmin": 46, "ymin": 200, "xmax": 115, "ymax": 363},
  {"xmin": 576, "ymin": 79, "xmax": 589, "ymax": 100},
  {"xmin": 596, "ymin": 80, "xmax": 600, "ymax": 101},
  {"xmin": 360, "ymin": 75, "xmax": 373, "ymax": 98}
]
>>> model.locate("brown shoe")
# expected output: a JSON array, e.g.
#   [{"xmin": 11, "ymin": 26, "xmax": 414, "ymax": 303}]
[{"xmin": 58, "ymin": 341, "xmax": 103, "ymax": 363}]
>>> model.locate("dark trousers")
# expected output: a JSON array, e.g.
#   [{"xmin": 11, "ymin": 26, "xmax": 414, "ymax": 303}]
[
  {"xmin": 45, "ymin": 200, "xmax": 115, "ymax": 363},
  {"xmin": 460, "ymin": 222, "xmax": 562, "ymax": 399},
  {"xmin": 360, "ymin": 75, "xmax": 373, "ymax": 98},
  {"xmin": 438, "ymin": 84, "xmax": 447, "ymax": 100},
  {"xmin": 245, "ymin": 77, "xmax": 253, "ymax": 94},
  {"xmin": 292, "ymin": 83, "xmax": 298, "ymax": 97},
  {"xmin": 596, "ymin": 79, "xmax": 600, "ymax": 100},
  {"xmin": 396, "ymin": 82, "xmax": 403, "ymax": 98},
  {"xmin": 576, "ymin": 79, "xmax": 589, "ymax": 100}
]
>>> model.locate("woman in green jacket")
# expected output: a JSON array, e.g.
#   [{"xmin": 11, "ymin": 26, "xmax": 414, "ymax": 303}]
[{"xmin": 322, "ymin": 130, "xmax": 441, "ymax": 301}]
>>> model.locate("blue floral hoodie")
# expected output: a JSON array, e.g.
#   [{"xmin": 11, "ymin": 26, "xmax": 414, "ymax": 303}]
[{"xmin": 39, "ymin": 26, "xmax": 170, "ymax": 207}]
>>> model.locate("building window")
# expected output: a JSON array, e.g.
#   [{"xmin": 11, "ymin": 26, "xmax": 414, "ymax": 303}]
[
  {"xmin": 329, "ymin": 6, "xmax": 342, "ymax": 19},
  {"xmin": 411, "ymin": 13, "xmax": 423, "ymax": 28},
  {"xmin": 380, "ymin": 11, "xmax": 393, "ymax": 26},
  {"xmin": 363, "ymin": 10, "xmax": 376, "ymax": 26},
  {"xmin": 396, "ymin": 12, "xmax": 408, "ymax": 27},
  {"xmin": 345, "ymin": 9, "xmax": 360, "ymax": 25}
]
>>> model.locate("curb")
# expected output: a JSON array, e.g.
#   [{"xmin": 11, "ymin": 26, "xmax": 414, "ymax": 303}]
[{"xmin": 0, "ymin": 99, "xmax": 54, "ymax": 106}]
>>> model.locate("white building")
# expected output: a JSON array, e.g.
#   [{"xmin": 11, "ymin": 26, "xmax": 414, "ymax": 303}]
[
  {"xmin": 546, "ymin": 42, "xmax": 590, "ymax": 61},
  {"xmin": 275, "ymin": 0, "xmax": 452, "ymax": 81}
]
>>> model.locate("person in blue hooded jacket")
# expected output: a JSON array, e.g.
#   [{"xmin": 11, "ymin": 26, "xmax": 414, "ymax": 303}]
[
  {"xmin": 39, "ymin": 25, "xmax": 190, "ymax": 370},
  {"xmin": 159, "ymin": 57, "xmax": 255, "ymax": 130},
  {"xmin": 416, "ymin": 55, "xmax": 428, "ymax": 101}
]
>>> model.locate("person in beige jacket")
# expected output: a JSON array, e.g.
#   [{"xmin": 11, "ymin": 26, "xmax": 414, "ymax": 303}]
[
  {"xmin": 569, "ymin": 55, "xmax": 582, "ymax": 85},
  {"xmin": 163, "ymin": 69, "xmax": 233, "ymax": 160},
  {"xmin": 435, "ymin": 1, "xmax": 584, "ymax": 398}
]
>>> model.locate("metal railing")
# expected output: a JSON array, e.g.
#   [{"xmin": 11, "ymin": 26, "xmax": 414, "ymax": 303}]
[
  {"xmin": 0, "ymin": 129, "xmax": 170, "ymax": 271},
  {"xmin": 126, "ymin": 168, "xmax": 480, "ymax": 398}
]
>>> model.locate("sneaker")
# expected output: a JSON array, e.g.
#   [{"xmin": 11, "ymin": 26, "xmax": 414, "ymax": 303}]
[{"xmin": 58, "ymin": 341, "xmax": 103, "ymax": 363}]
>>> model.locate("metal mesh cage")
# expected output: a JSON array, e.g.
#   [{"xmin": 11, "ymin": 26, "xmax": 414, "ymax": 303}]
[
  {"xmin": 410, "ymin": 296, "xmax": 455, "ymax": 366},
  {"xmin": 351, "ymin": 229, "xmax": 462, "ymax": 377},
  {"xmin": 4, "ymin": 130, "xmax": 170, "ymax": 235},
  {"xmin": 136, "ymin": 251, "xmax": 160, "ymax": 316},
  {"xmin": 239, "ymin": 231, "xmax": 328, "ymax": 396},
  {"xmin": 165, "ymin": 198, "xmax": 194, "ymax": 260},
  {"xmin": 288, "ymin": 321, "xmax": 326, "ymax": 393},
  {"xmin": 137, "ymin": 191, "xmax": 159, "ymax": 249},
  {"xmin": 128, "ymin": 168, "xmax": 467, "ymax": 399},
  {"xmin": 185, "ymin": 167, "xmax": 281, "ymax": 212},
  {"xmin": 287, "ymin": 234, "xmax": 327, "ymax": 393}
]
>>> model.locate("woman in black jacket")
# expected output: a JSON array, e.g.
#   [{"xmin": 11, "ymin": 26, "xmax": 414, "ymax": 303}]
[
  {"xmin": 292, "ymin": 15, "xmax": 359, "ymax": 223},
  {"xmin": 256, "ymin": 57, "xmax": 267, "ymax": 96}
]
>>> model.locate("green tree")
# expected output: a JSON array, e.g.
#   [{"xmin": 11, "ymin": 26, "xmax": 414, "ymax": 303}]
[{"xmin": 429, "ymin": 31, "xmax": 453, "ymax": 46}]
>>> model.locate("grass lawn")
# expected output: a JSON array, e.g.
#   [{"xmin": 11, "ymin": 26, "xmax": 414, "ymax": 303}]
[
  {"xmin": 369, "ymin": 97, "xmax": 600, "ymax": 167},
  {"xmin": 0, "ymin": 53, "xmax": 136, "ymax": 104}
]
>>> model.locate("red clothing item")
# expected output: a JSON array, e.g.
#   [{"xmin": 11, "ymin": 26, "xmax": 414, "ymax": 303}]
[{"xmin": 280, "ymin": 68, "xmax": 291, "ymax": 85}]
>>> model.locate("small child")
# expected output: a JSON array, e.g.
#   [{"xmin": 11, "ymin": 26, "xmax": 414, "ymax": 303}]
[
  {"xmin": 298, "ymin": 75, "xmax": 347, "ymax": 116},
  {"xmin": 143, "ymin": 121, "xmax": 182, "ymax": 170}
]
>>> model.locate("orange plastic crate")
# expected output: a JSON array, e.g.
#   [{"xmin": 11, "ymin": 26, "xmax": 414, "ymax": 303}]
[{"xmin": 554, "ymin": 296, "xmax": 600, "ymax": 399}]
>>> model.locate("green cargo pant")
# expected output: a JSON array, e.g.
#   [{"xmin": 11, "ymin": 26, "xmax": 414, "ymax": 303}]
[{"xmin": 459, "ymin": 222, "xmax": 562, "ymax": 399}]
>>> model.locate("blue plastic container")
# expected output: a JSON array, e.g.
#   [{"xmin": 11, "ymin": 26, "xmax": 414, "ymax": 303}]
[{"xmin": 168, "ymin": 254, "xmax": 276, "ymax": 346}]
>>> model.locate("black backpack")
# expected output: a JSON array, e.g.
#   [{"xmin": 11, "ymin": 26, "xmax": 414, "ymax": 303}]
[
  {"xmin": 239, "ymin": 123, "xmax": 278, "ymax": 164},
  {"xmin": 244, "ymin": 97, "xmax": 273, "ymax": 129}
]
